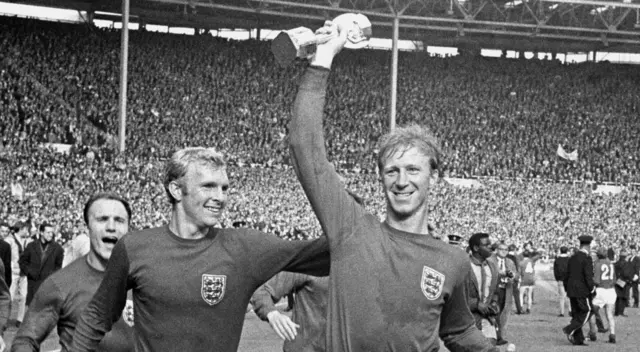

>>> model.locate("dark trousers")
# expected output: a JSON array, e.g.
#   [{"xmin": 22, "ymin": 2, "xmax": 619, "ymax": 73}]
[
  {"xmin": 615, "ymin": 284, "xmax": 628, "ymax": 315},
  {"xmin": 496, "ymin": 288, "xmax": 507, "ymax": 340},
  {"xmin": 564, "ymin": 297, "xmax": 592, "ymax": 344},
  {"xmin": 632, "ymin": 283, "xmax": 639, "ymax": 306},
  {"xmin": 593, "ymin": 306, "xmax": 606, "ymax": 331},
  {"xmin": 512, "ymin": 283, "xmax": 523, "ymax": 313}
]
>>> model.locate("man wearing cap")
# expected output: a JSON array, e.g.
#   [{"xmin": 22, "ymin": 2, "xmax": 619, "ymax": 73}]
[
  {"xmin": 562, "ymin": 235, "xmax": 596, "ymax": 346},
  {"xmin": 448, "ymin": 235, "xmax": 463, "ymax": 248},
  {"xmin": 553, "ymin": 246, "xmax": 571, "ymax": 317}
]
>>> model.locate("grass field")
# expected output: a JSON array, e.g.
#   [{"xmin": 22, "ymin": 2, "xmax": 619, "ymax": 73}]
[{"xmin": 4, "ymin": 263, "xmax": 639, "ymax": 351}]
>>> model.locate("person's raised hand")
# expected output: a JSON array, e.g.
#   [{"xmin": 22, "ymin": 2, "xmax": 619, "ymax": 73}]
[{"xmin": 310, "ymin": 20, "xmax": 348, "ymax": 70}]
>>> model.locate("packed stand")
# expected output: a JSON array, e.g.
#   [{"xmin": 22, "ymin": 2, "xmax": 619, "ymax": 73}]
[{"xmin": 0, "ymin": 17, "xmax": 639, "ymax": 250}]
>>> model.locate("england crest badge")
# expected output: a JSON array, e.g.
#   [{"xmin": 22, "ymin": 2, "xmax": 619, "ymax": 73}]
[
  {"xmin": 421, "ymin": 266, "xmax": 445, "ymax": 300},
  {"xmin": 202, "ymin": 274, "xmax": 226, "ymax": 306}
]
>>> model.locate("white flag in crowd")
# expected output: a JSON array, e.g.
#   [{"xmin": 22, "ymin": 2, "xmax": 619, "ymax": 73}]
[{"xmin": 557, "ymin": 144, "xmax": 578, "ymax": 161}]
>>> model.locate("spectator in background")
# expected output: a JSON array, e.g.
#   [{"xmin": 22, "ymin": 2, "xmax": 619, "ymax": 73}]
[
  {"xmin": 62, "ymin": 223, "xmax": 90, "ymax": 268},
  {"xmin": 0, "ymin": 223, "xmax": 13, "ymax": 288},
  {"xmin": 467, "ymin": 233, "xmax": 500, "ymax": 345},
  {"xmin": 562, "ymin": 235, "xmax": 596, "ymax": 346},
  {"xmin": 250, "ymin": 273, "xmax": 329, "ymax": 352},
  {"xmin": 614, "ymin": 248, "xmax": 633, "ymax": 317},
  {"xmin": 492, "ymin": 241, "xmax": 519, "ymax": 346},
  {"xmin": 553, "ymin": 246, "xmax": 571, "ymax": 317},
  {"xmin": 18, "ymin": 222, "xmax": 64, "ymax": 306},
  {"xmin": 6, "ymin": 222, "xmax": 30, "ymax": 328},
  {"xmin": 628, "ymin": 245, "xmax": 640, "ymax": 307},
  {"xmin": 507, "ymin": 244, "xmax": 523, "ymax": 315},
  {"xmin": 0, "ymin": 259, "xmax": 12, "ymax": 352}
]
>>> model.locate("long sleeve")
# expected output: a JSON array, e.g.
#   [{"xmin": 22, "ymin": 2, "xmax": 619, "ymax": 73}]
[
  {"xmin": 70, "ymin": 240, "xmax": 131, "ymax": 352},
  {"xmin": 289, "ymin": 66, "xmax": 363, "ymax": 246},
  {"xmin": 18, "ymin": 246, "xmax": 31, "ymax": 279},
  {"xmin": 251, "ymin": 272, "xmax": 309, "ymax": 321},
  {"xmin": 583, "ymin": 256, "xmax": 595, "ymax": 292},
  {"xmin": 553, "ymin": 260, "xmax": 561, "ymax": 281},
  {"xmin": 55, "ymin": 246, "xmax": 64, "ymax": 271},
  {"xmin": 10, "ymin": 278, "xmax": 62, "ymax": 352},
  {"xmin": 246, "ymin": 231, "xmax": 330, "ymax": 282},
  {"xmin": 440, "ymin": 265, "xmax": 497, "ymax": 352}
]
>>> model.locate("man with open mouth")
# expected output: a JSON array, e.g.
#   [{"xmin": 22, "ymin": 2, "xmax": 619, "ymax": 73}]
[{"xmin": 12, "ymin": 192, "xmax": 135, "ymax": 352}]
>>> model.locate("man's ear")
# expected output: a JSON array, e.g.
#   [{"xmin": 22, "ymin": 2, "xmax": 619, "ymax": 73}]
[{"xmin": 168, "ymin": 181, "xmax": 183, "ymax": 202}]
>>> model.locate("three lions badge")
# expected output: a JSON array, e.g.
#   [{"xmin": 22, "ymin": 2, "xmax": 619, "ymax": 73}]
[
  {"xmin": 421, "ymin": 266, "xmax": 445, "ymax": 300},
  {"xmin": 202, "ymin": 274, "xmax": 226, "ymax": 306}
]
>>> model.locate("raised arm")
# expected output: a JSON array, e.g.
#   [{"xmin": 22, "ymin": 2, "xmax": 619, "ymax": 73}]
[
  {"xmin": 10, "ymin": 278, "xmax": 62, "ymax": 352},
  {"xmin": 288, "ymin": 23, "xmax": 363, "ymax": 243},
  {"xmin": 70, "ymin": 241, "xmax": 131, "ymax": 352}
]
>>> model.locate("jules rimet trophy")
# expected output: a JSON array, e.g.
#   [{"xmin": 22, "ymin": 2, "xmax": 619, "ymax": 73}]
[{"xmin": 271, "ymin": 13, "xmax": 372, "ymax": 67}]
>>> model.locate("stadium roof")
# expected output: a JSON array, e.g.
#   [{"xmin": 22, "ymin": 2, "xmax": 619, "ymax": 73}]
[{"xmin": 10, "ymin": 0, "xmax": 640, "ymax": 53}]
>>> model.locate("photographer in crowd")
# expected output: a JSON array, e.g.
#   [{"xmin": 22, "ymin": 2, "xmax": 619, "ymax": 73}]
[{"xmin": 493, "ymin": 241, "xmax": 519, "ymax": 346}]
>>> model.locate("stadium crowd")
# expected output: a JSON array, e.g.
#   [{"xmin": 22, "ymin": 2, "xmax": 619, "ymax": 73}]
[{"xmin": 1, "ymin": 16, "xmax": 639, "ymax": 255}]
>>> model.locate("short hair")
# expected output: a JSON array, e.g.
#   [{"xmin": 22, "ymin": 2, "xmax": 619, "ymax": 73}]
[
  {"xmin": 39, "ymin": 222, "xmax": 54, "ymax": 232},
  {"xmin": 468, "ymin": 232, "xmax": 490, "ymax": 251},
  {"xmin": 163, "ymin": 147, "xmax": 226, "ymax": 204},
  {"xmin": 376, "ymin": 124, "xmax": 442, "ymax": 176},
  {"xmin": 0, "ymin": 222, "xmax": 9, "ymax": 229},
  {"xmin": 83, "ymin": 192, "xmax": 132, "ymax": 225}
]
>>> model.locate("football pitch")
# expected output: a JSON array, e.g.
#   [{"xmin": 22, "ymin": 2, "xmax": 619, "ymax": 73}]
[{"xmin": 4, "ymin": 263, "xmax": 639, "ymax": 352}]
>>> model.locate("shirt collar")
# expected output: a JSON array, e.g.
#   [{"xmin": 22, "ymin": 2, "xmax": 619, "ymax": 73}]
[{"xmin": 469, "ymin": 254, "xmax": 486, "ymax": 266}]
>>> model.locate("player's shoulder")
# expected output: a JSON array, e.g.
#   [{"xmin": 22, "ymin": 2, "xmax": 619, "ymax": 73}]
[
  {"xmin": 42, "ymin": 256, "xmax": 90, "ymax": 293},
  {"xmin": 122, "ymin": 226, "xmax": 167, "ymax": 243},
  {"xmin": 431, "ymin": 239, "xmax": 470, "ymax": 264}
]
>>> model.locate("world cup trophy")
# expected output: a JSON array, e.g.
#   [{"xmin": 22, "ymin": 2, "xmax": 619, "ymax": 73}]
[{"xmin": 271, "ymin": 13, "xmax": 372, "ymax": 67}]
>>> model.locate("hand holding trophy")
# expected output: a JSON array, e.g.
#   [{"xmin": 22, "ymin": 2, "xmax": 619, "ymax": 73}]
[{"xmin": 271, "ymin": 13, "xmax": 372, "ymax": 67}]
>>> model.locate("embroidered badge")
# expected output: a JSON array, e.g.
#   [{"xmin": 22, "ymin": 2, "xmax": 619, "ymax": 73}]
[
  {"xmin": 202, "ymin": 274, "xmax": 226, "ymax": 306},
  {"xmin": 123, "ymin": 299, "xmax": 134, "ymax": 327},
  {"xmin": 421, "ymin": 266, "xmax": 445, "ymax": 300}
]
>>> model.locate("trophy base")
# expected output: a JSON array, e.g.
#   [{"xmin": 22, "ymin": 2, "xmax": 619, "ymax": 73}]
[{"xmin": 271, "ymin": 32, "xmax": 298, "ymax": 67}]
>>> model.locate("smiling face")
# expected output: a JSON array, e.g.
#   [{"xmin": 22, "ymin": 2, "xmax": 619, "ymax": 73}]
[
  {"xmin": 381, "ymin": 147, "xmax": 434, "ymax": 221},
  {"xmin": 87, "ymin": 198, "xmax": 130, "ymax": 262},
  {"xmin": 173, "ymin": 163, "xmax": 229, "ymax": 229},
  {"xmin": 40, "ymin": 226, "xmax": 55, "ymax": 244}
]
